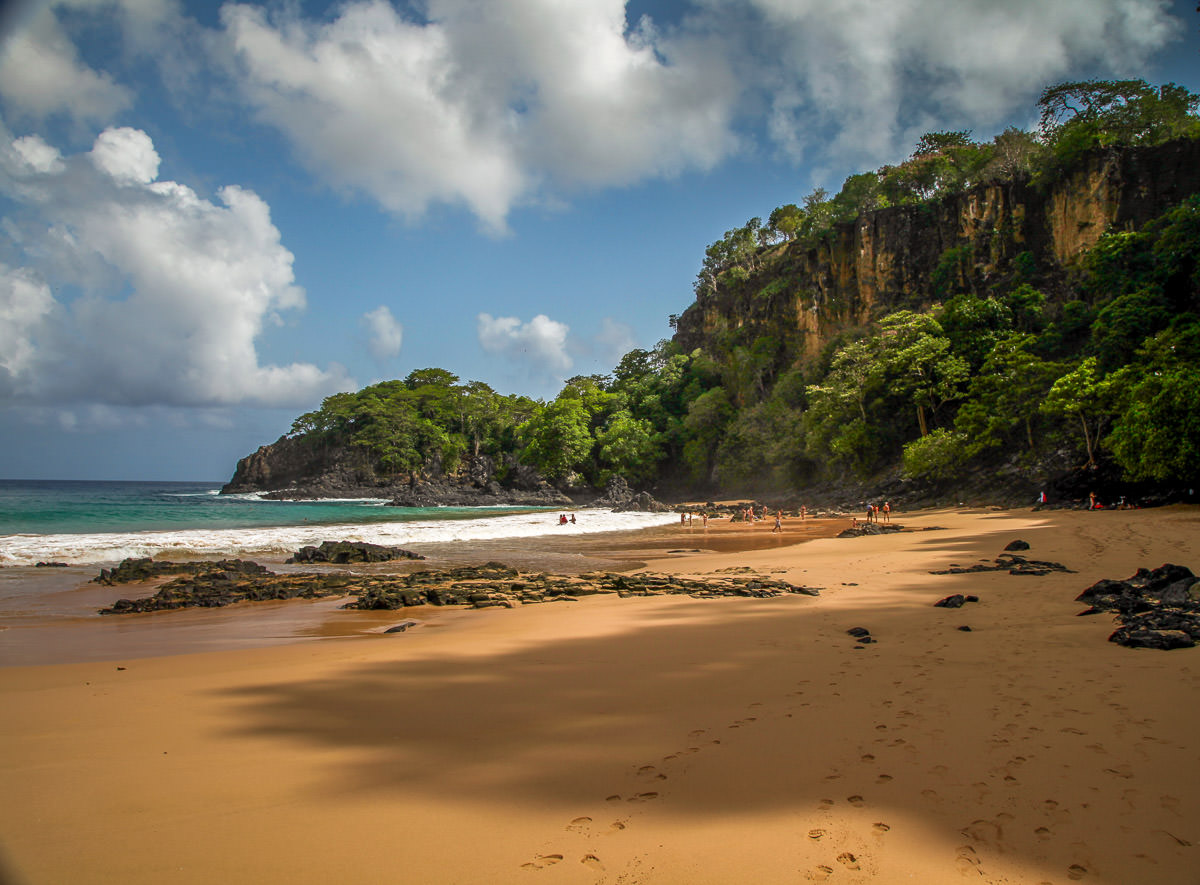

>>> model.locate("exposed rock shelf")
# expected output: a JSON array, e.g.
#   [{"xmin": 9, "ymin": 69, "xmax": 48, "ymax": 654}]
[{"xmin": 96, "ymin": 558, "xmax": 822, "ymax": 615}]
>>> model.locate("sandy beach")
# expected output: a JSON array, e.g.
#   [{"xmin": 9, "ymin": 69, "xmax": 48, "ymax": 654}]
[{"xmin": 2, "ymin": 506, "xmax": 1199, "ymax": 884}]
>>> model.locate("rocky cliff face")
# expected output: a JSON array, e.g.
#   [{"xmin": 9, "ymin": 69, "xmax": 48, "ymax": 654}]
[
  {"xmin": 674, "ymin": 139, "xmax": 1200, "ymax": 361},
  {"xmin": 222, "ymin": 434, "xmax": 574, "ymax": 505}
]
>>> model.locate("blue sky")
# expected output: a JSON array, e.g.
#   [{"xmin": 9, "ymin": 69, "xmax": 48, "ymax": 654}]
[{"xmin": 1, "ymin": 0, "xmax": 1197, "ymax": 481}]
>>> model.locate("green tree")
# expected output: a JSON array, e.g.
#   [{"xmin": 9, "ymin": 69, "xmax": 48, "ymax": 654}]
[
  {"xmin": 1040, "ymin": 357, "xmax": 1112, "ymax": 469},
  {"xmin": 876, "ymin": 311, "xmax": 970, "ymax": 437},
  {"xmin": 518, "ymin": 397, "xmax": 593, "ymax": 482},
  {"xmin": 595, "ymin": 410, "xmax": 662, "ymax": 487}
]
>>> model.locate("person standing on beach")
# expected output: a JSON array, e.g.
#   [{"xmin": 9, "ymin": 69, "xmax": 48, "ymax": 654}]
[
  {"xmin": 866, "ymin": 505, "xmax": 874, "ymax": 524},
  {"xmin": 882, "ymin": 502, "xmax": 891, "ymax": 523},
  {"xmin": 773, "ymin": 511, "xmax": 782, "ymax": 533},
  {"xmin": 800, "ymin": 505, "xmax": 807, "ymax": 520}
]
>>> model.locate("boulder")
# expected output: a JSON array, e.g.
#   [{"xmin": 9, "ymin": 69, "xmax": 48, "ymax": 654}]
[{"xmin": 934, "ymin": 594, "xmax": 967, "ymax": 608}]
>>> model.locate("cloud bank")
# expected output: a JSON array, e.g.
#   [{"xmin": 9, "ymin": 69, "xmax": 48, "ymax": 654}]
[
  {"xmin": 2, "ymin": 0, "xmax": 1182, "ymax": 231},
  {"xmin": 0, "ymin": 126, "xmax": 353, "ymax": 409}
]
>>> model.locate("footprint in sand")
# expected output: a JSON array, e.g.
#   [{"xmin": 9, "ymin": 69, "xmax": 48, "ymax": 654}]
[
  {"xmin": 876, "ymin": 774, "xmax": 893, "ymax": 784},
  {"xmin": 807, "ymin": 864, "xmax": 835, "ymax": 881},
  {"xmin": 606, "ymin": 795, "xmax": 622, "ymax": 803},
  {"xmin": 837, "ymin": 852, "xmax": 861, "ymax": 870},
  {"xmin": 608, "ymin": 820, "xmax": 626, "ymax": 832},
  {"xmin": 566, "ymin": 816, "xmax": 592, "ymax": 833},
  {"xmin": 847, "ymin": 795, "xmax": 866, "ymax": 807},
  {"xmin": 861, "ymin": 754, "xmax": 875, "ymax": 762},
  {"xmin": 873, "ymin": 822, "xmax": 891, "ymax": 834},
  {"xmin": 1034, "ymin": 826, "xmax": 1052, "ymax": 840},
  {"xmin": 954, "ymin": 845, "xmax": 982, "ymax": 875},
  {"xmin": 1066, "ymin": 863, "xmax": 1088, "ymax": 880},
  {"xmin": 627, "ymin": 792, "xmax": 659, "ymax": 803},
  {"xmin": 521, "ymin": 854, "xmax": 564, "ymax": 870},
  {"xmin": 818, "ymin": 798, "xmax": 836, "ymax": 809},
  {"xmin": 808, "ymin": 828, "xmax": 827, "ymax": 840},
  {"xmin": 581, "ymin": 854, "xmax": 605, "ymax": 870}
]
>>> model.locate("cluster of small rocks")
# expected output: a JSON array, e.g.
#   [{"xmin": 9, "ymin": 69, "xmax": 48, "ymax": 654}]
[
  {"xmin": 96, "ymin": 556, "xmax": 821, "ymax": 615},
  {"xmin": 1076, "ymin": 564, "xmax": 1200, "ymax": 650},
  {"xmin": 286, "ymin": 541, "xmax": 425, "ymax": 564}
]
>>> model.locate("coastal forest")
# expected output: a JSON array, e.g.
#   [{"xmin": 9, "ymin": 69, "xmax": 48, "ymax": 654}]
[{"xmin": 226, "ymin": 80, "xmax": 1200, "ymax": 506}]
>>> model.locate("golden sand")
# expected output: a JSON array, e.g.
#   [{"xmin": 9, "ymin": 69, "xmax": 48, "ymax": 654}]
[{"xmin": 1, "ymin": 506, "xmax": 1198, "ymax": 883}]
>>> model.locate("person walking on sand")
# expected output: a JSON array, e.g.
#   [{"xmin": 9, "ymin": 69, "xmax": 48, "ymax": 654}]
[{"xmin": 773, "ymin": 510, "xmax": 782, "ymax": 533}]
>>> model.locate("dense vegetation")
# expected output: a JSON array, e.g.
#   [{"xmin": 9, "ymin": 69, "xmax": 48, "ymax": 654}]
[{"xmin": 288, "ymin": 80, "xmax": 1200, "ymax": 499}]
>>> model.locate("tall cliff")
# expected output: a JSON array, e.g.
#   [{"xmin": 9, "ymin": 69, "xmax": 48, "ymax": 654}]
[{"xmin": 673, "ymin": 139, "xmax": 1200, "ymax": 362}]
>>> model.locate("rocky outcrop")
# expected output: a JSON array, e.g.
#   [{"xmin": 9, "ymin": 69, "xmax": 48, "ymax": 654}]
[
  {"xmin": 674, "ymin": 139, "xmax": 1200, "ymax": 365},
  {"xmin": 222, "ymin": 441, "xmax": 575, "ymax": 505},
  {"xmin": 96, "ymin": 559, "xmax": 822, "ymax": 614},
  {"xmin": 1075, "ymin": 564, "xmax": 1200, "ymax": 650}
]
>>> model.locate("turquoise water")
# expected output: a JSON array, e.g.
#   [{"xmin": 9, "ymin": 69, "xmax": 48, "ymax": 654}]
[
  {"xmin": 0, "ymin": 480, "xmax": 678, "ymax": 567},
  {"xmin": 0, "ymin": 479, "xmax": 476, "ymax": 535}
]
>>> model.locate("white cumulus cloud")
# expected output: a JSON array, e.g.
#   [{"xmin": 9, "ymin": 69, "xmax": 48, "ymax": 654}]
[
  {"xmin": 0, "ymin": 126, "xmax": 354, "ymax": 408},
  {"xmin": 0, "ymin": 4, "xmax": 132, "ymax": 123},
  {"xmin": 89, "ymin": 126, "xmax": 162, "ymax": 185},
  {"xmin": 362, "ymin": 305, "xmax": 403, "ymax": 361},
  {"xmin": 477, "ymin": 312, "xmax": 573, "ymax": 376},
  {"xmin": 220, "ymin": 0, "xmax": 739, "ymax": 232}
]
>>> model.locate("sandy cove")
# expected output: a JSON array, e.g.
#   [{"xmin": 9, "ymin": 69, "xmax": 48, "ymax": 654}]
[{"xmin": 2, "ymin": 507, "xmax": 1199, "ymax": 884}]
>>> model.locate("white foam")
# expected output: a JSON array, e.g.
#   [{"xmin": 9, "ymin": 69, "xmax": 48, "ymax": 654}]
[{"xmin": 0, "ymin": 509, "xmax": 679, "ymax": 566}]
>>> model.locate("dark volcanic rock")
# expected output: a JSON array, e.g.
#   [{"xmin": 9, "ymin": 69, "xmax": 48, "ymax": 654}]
[
  {"xmin": 1004, "ymin": 540, "xmax": 1031, "ymax": 551},
  {"xmin": 287, "ymin": 541, "xmax": 425, "ymax": 564},
  {"xmin": 934, "ymin": 594, "xmax": 967, "ymax": 608},
  {"xmin": 930, "ymin": 553, "xmax": 1072, "ymax": 576},
  {"xmin": 1073, "ymin": 564, "xmax": 1200, "ymax": 650}
]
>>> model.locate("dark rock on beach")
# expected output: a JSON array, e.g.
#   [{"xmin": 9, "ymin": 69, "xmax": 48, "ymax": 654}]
[
  {"xmin": 930, "ymin": 552, "xmax": 1072, "ymax": 576},
  {"xmin": 1073, "ymin": 564, "xmax": 1200, "ymax": 650},
  {"xmin": 1003, "ymin": 539, "xmax": 1031, "ymax": 551},
  {"xmin": 934, "ymin": 594, "xmax": 968, "ymax": 608},
  {"xmin": 287, "ymin": 541, "xmax": 425, "ymax": 564}
]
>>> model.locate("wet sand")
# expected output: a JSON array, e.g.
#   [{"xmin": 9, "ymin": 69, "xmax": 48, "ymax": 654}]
[{"xmin": 1, "ymin": 506, "xmax": 1198, "ymax": 883}]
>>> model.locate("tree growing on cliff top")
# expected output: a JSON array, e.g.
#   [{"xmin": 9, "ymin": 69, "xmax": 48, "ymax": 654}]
[{"xmin": 1038, "ymin": 79, "xmax": 1200, "ymax": 170}]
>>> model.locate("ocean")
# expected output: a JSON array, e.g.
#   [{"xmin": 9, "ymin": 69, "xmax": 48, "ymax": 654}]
[{"xmin": 0, "ymin": 479, "xmax": 680, "ymax": 568}]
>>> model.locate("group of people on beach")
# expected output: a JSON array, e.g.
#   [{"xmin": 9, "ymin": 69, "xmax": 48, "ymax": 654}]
[
  {"xmin": 557, "ymin": 513, "xmax": 576, "ymax": 525},
  {"xmin": 861, "ymin": 502, "xmax": 891, "ymax": 523}
]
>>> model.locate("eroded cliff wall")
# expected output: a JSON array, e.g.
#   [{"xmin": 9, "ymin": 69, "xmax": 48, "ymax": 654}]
[{"xmin": 674, "ymin": 139, "xmax": 1200, "ymax": 361}]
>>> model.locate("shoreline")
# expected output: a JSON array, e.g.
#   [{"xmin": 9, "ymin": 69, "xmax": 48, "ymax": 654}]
[
  {"xmin": 0, "ymin": 514, "xmax": 847, "ymax": 667},
  {"xmin": 2, "ymin": 506, "xmax": 1198, "ymax": 883}
]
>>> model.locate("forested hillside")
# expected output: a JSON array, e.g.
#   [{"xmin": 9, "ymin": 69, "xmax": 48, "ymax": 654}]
[{"xmin": 225, "ymin": 80, "xmax": 1200, "ymax": 506}]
